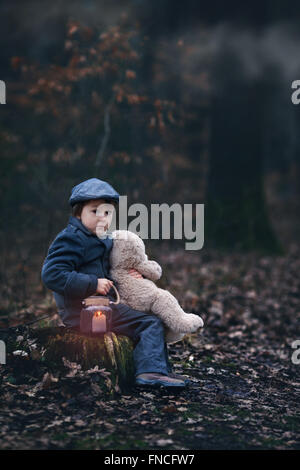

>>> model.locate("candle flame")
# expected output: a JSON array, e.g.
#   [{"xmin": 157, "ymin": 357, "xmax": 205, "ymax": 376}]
[{"xmin": 94, "ymin": 310, "xmax": 103, "ymax": 317}]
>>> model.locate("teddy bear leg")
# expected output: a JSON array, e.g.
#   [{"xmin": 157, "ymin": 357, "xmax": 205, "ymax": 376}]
[
  {"xmin": 151, "ymin": 289, "xmax": 204, "ymax": 333},
  {"xmin": 165, "ymin": 327, "xmax": 187, "ymax": 344}
]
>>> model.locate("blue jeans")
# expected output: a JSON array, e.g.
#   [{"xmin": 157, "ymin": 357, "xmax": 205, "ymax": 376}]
[{"xmin": 110, "ymin": 303, "xmax": 173, "ymax": 377}]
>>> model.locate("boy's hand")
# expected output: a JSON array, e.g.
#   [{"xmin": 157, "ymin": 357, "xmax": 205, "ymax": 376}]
[
  {"xmin": 128, "ymin": 268, "xmax": 143, "ymax": 279},
  {"xmin": 96, "ymin": 278, "xmax": 114, "ymax": 295}
]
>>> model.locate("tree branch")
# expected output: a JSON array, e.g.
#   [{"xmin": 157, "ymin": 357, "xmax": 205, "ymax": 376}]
[{"xmin": 95, "ymin": 93, "xmax": 115, "ymax": 168}]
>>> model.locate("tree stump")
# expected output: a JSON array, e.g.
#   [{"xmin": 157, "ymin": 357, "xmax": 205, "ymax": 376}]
[{"xmin": 4, "ymin": 326, "xmax": 135, "ymax": 394}]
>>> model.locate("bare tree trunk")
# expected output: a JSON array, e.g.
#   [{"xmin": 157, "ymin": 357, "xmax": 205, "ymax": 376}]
[{"xmin": 206, "ymin": 47, "xmax": 281, "ymax": 253}]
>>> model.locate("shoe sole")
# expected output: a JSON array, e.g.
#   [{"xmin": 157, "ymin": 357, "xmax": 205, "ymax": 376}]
[
  {"xmin": 135, "ymin": 378, "xmax": 186, "ymax": 388},
  {"xmin": 168, "ymin": 376, "xmax": 191, "ymax": 385}
]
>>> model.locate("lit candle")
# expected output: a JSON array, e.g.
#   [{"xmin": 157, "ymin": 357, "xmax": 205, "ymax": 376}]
[{"xmin": 92, "ymin": 310, "xmax": 106, "ymax": 333}]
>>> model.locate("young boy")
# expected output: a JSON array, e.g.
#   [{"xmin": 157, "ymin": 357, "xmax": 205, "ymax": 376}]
[{"xmin": 41, "ymin": 178, "xmax": 189, "ymax": 388}]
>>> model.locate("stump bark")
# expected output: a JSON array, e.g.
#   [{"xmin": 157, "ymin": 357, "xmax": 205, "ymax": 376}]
[{"xmin": 4, "ymin": 327, "xmax": 135, "ymax": 393}]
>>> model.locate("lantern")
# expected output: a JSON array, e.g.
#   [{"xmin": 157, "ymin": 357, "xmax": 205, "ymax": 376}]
[{"xmin": 80, "ymin": 284, "xmax": 120, "ymax": 335}]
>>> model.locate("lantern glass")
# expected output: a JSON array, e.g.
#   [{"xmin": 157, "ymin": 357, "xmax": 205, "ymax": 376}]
[
  {"xmin": 80, "ymin": 304, "xmax": 112, "ymax": 335},
  {"xmin": 92, "ymin": 310, "xmax": 106, "ymax": 333}
]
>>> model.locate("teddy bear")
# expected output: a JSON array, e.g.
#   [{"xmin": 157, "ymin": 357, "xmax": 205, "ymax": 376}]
[{"xmin": 109, "ymin": 230, "xmax": 204, "ymax": 344}]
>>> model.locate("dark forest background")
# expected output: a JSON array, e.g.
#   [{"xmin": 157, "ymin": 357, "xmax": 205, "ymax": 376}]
[
  {"xmin": 1, "ymin": 1, "xmax": 300, "ymax": 452},
  {"xmin": 1, "ymin": 0, "xmax": 300, "ymax": 315}
]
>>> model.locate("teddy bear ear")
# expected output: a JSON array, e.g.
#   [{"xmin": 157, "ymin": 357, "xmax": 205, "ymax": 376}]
[
  {"xmin": 111, "ymin": 230, "xmax": 130, "ymax": 241},
  {"xmin": 111, "ymin": 230, "xmax": 123, "ymax": 239}
]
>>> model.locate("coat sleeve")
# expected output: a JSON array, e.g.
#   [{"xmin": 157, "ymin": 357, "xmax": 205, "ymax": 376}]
[{"xmin": 41, "ymin": 232, "xmax": 98, "ymax": 299}]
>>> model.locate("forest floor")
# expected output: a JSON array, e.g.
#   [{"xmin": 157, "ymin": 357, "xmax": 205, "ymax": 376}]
[{"xmin": 0, "ymin": 244, "xmax": 299, "ymax": 450}]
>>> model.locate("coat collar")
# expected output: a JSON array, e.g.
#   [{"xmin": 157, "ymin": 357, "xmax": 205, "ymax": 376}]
[
  {"xmin": 69, "ymin": 216, "xmax": 93, "ymax": 236},
  {"xmin": 68, "ymin": 216, "xmax": 113, "ymax": 249}
]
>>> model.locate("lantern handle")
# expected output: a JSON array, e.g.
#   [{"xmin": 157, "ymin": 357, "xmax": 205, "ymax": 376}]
[{"xmin": 110, "ymin": 284, "xmax": 120, "ymax": 305}]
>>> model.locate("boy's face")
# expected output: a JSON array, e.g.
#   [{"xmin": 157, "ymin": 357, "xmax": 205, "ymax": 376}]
[{"xmin": 77, "ymin": 199, "xmax": 116, "ymax": 237}]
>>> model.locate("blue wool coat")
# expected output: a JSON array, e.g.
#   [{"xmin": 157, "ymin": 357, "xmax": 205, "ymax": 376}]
[{"xmin": 41, "ymin": 215, "xmax": 116, "ymax": 327}]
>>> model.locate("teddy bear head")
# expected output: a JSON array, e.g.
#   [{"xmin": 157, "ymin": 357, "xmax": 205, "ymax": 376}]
[{"xmin": 110, "ymin": 230, "xmax": 147, "ymax": 269}]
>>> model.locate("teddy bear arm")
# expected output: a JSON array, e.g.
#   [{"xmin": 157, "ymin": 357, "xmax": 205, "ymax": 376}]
[{"xmin": 137, "ymin": 260, "xmax": 162, "ymax": 281}]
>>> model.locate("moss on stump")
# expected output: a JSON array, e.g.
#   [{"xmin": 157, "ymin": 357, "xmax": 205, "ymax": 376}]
[{"xmin": 31, "ymin": 327, "xmax": 135, "ymax": 391}]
